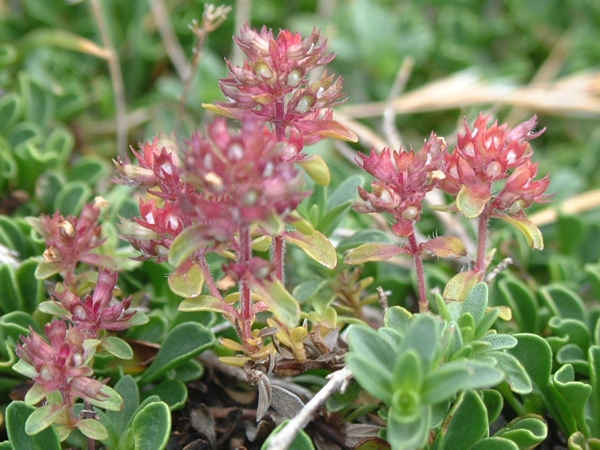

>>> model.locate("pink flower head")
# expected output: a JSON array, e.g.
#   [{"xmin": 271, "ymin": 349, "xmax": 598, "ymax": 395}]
[
  {"xmin": 494, "ymin": 159, "xmax": 552, "ymax": 214},
  {"xmin": 354, "ymin": 133, "xmax": 447, "ymax": 236},
  {"xmin": 16, "ymin": 320, "xmax": 95, "ymax": 396},
  {"xmin": 51, "ymin": 270, "xmax": 137, "ymax": 336},
  {"xmin": 114, "ymin": 133, "xmax": 182, "ymax": 198},
  {"xmin": 35, "ymin": 201, "xmax": 114, "ymax": 280},
  {"xmin": 179, "ymin": 118, "xmax": 307, "ymax": 238},
  {"xmin": 439, "ymin": 113, "xmax": 550, "ymax": 216},
  {"xmin": 214, "ymin": 24, "xmax": 354, "ymax": 145}
]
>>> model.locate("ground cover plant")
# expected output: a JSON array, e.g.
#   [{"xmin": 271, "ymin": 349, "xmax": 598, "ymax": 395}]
[{"xmin": 1, "ymin": 1, "xmax": 600, "ymax": 449}]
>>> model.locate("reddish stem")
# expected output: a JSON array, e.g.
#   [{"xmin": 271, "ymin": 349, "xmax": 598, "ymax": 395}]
[
  {"xmin": 238, "ymin": 225, "xmax": 252, "ymax": 339},
  {"xmin": 474, "ymin": 210, "xmax": 491, "ymax": 275},
  {"xmin": 273, "ymin": 235, "xmax": 285, "ymax": 281},
  {"xmin": 407, "ymin": 229, "xmax": 428, "ymax": 313},
  {"xmin": 195, "ymin": 250, "xmax": 223, "ymax": 300}
]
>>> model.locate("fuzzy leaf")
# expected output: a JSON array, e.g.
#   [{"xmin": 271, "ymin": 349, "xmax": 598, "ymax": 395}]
[
  {"xmin": 25, "ymin": 404, "xmax": 65, "ymax": 435},
  {"xmin": 434, "ymin": 390, "xmax": 488, "ymax": 449},
  {"xmin": 167, "ymin": 224, "xmax": 209, "ymax": 268},
  {"xmin": 337, "ymin": 229, "xmax": 394, "ymax": 252},
  {"xmin": 296, "ymin": 154, "xmax": 331, "ymax": 186},
  {"xmin": 463, "ymin": 282, "xmax": 488, "ymax": 325},
  {"xmin": 443, "ymin": 270, "xmax": 480, "ymax": 301},
  {"xmin": 88, "ymin": 384, "xmax": 123, "ymax": 412},
  {"xmin": 132, "ymin": 401, "xmax": 171, "ymax": 450},
  {"xmin": 386, "ymin": 406, "xmax": 431, "ymax": 450},
  {"xmin": 457, "ymin": 183, "xmax": 491, "ymax": 218},
  {"xmin": 139, "ymin": 322, "xmax": 214, "ymax": 386},
  {"xmin": 168, "ymin": 261, "xmax": 204, "ymax": 298},
  {"xmin": 284, "ymin": 230, "xmax": 337, "ymax": 269},
  {"xmin": 294, "ymin": 119, "xmax": 358, "ymax": 142},
  {"xmin": 344, "ymin": 243, "xmax": 408, "ymax": 265},
  {"xmin": 142, "ymin": 379, "xmax": 187, "ymax": 411},
  {"xmin": 495, "ymin": 415, "xmax": 548, "ymax": 449},
  {"xmin": 489, "ymin": 351, "xmax": 532, "ymax": 394},
  {"xmin": 102, "ymin": 336, "xmax": 134, "ymax": 360},
  {"xmin": 179, "ymin": 295, "xmax": 226, "ymax": 313},
  {"xmin": 201, "ymin": 103, "xmax": 235, "ymax": 118},
  {"xmin": 251, "ymin": 278, "xmax": 300, "ymax": 327},
  {"xmin": 420, "ymin": 236, "xmax": 467, "ymax": 258},
  {"xmin": 77, "ymin": 419, "xmax": 108, "ymax": 440},
  {"xmin": 5, "ymin": 402, "xmax": 60, "ymax": 449},
  {"xmin": 496, "ymin": 215, "xmax": 544, "ymax": 250}
]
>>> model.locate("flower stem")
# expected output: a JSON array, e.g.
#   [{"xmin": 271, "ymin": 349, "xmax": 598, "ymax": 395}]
[
  {"xmin": 239, "ymin": 225, "xmax": 252, "ymax": 328},
  {"xmin": 273, "ymin": 235, "xmax": 285, "ymax": 281},
  {"xmin": 407, "ymin": 229, "xmax": 428, "ymax": 313},
  {"xmin": 474, "ymin": 211, "xmax": 491, "ymax": 275},
  {"xmin": 196, "ymin": 250, "xmax": 223, "ymax": 300}
]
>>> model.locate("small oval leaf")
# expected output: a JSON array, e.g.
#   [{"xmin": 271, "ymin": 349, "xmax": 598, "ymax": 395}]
[
  {"xmin": 344, "ymin": 243, "xmax": 407, "ymax": 265},
  {"xmin": 284, "ymin": 230, "xmax": 337, "ymax": 269}
]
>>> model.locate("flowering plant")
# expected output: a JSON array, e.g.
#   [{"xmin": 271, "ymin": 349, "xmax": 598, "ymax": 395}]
[{"xmin": 2, "ymin": 4, "xmax": 600, "ymax": 450}]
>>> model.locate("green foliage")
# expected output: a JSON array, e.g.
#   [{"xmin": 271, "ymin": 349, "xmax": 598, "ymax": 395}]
[
  {"xmin": 346, "ymin": 283, "xmax": 535, "ymax": 449},
  {"xmin": 1, "ymin": 0, "xmax": 600, "ymax": 448}
]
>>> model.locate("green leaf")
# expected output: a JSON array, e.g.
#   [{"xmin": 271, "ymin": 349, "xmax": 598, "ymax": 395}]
[
  {"xmin": 131, "ymin": 401, "xmax": 171, "ymax": 450},
  {"xmin": 386, "ymin": 406, "xmax": 431, "ymax": 450},
  {"xmin": 261, "ymin": 419, "xmax": 316, "ymax": 450},
  {"xmin": 327, "ymin": 174, "xmax": 364, "ymax": 212},
  {"xmin": 296, "ymin": 154, "xmax": 331, "ymax": 186},
  {"xmin": 434, "ymin": 390, "xmax": 488, "ymax": 450},
  {"xmin": 77, "ymin": 419, "xmax": 108, "ymax": 441},
  {"xmin": 344, "ymin": 242, "xmax": 408, "ymax": 265},
  {"xmin": 480, "ymin": 334, "xmax": 518, "ymax": 351},
  {"xmin": 398, "ymin": 314, "xmax": 441, "ymax": 371},
  {"xmin": 88, "ymin": 384, "xmax": 123, "ymax": 412},
  {"xmin": 482, "ymin": 389, "xmax": 504, "ymax": 425},
  {"xmin": 139, "ymin": 322, "xmax": 214, "ymax": 385},
  {"xmin": 102, "ymin": 336, "xmax": 134, "ymax": 360},
  {"xmin": 167, "ymin": 261, "xmax": 204, "ymax": 298},
  {"xmin": 443, "ymin": 270, "xmax": 480, "ymax": 301},
  {"xmin": 463, "ymin": 282, "xmax": 488, "ymax": 325},
  {"xmin": 337, "ymin": 229, "xmax": 394, "ymax": 252},
  {"xmin": 168, "ymin": 224, "xmax": 209, "ymax": 268},
  {"xmin": 284, "ymin": 230, "xmax": 337, "ymax": 269},
  {"xmin": 384, "ymin": 306, "xmax": 413, "ymax": 334},
  {"xmin": 142, "ymin": 379, "xmax": 187, "ymax": 411},
  {"xmin": 420, "ymin": 236, "xmax": 467, "ymax": 258},
  {"xmin": 589, "ymin": 346, "xmax": 600, "ymax": 437},
  {"xmin": 495, "ymin": 414, "xmax": 548, "ymax": 449},
  {"xmin": 104, "ymin": 375, "xmax": 140, "ymax": 441},
  {"xmin": 489, "ymin": 351, "xmax": 532, "ymax": 394},
  {"xmin": 498, "ymin": 276, "xmax": 540, "ymax": 334},
  {"xmin": 553, "ymin": 364, "xmax": 592, "ymax": 435},
  {"xmin": 5, "ymin": 401, "xmax": 61, "ymax": 450},
  {"xmin": 0, "ymin": 93, "xmax": 22, "ymax": 133},
  {"xmin": 252, "ymin": 278, "xmax": 300, "ymax": 327},
  {"xmin": 25, "ymin": 404, "xmax": 65, "ymax": 435},
  {"xmin": 0, "ymin": 264, "xmax": 23, "ymax": 312},
  {"xmin": 457, "ymin": 183, "xmax": 491, "ymax": 218},
  {"xmin": 496, "ymin": 215, "xmax": 543, "ymax": 250},
  {"xmin": 469, "ymin": 437, "xmax": 519, "ymax": 450},
  {"xmin": 53, "ymin": 181, "xmax": 91, "ymax": 216},
  {"xmin": 179, "ymin": 295, "xmax": 227, "ymax": 313},
  {"xmin": 539, "ymin": 285, "xmax": 586, "ymax": 322}
]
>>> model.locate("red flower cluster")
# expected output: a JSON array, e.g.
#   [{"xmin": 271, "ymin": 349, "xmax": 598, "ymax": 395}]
[
  {"xmin": 355, "ymin": 133, "xmax": 448, "ymax": 236},
  {"xmin": 356, "ymin": 114, "xmax": 551, "ymax": 232},
  {"xmin": 50, "ymin": 270, "xmax": 138, "ymax": 336},
  {"xmin": 32, "ymin": 200, "xmax": 115, "ymax": 283},
  {"xmin": 440, "ymin": 114, "xmax": 551, "ymax": 217},
  {"xmin": 115, "ymin": 119, "xmax": 308, "ymax": 264},
  {"xmin": 213, "ymin": 24, "xmax": 353, "ymax": 145}
]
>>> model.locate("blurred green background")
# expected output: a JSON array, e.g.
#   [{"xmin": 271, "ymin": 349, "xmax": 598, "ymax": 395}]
[{"xmin": 1, "ymin": 0, "xmax": 599, "ymax": 274}]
